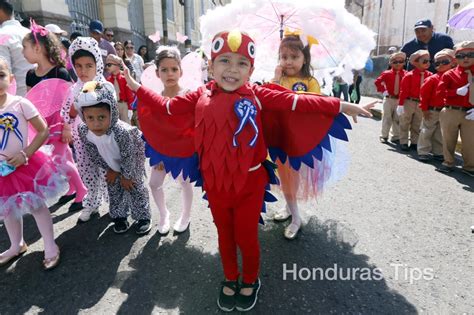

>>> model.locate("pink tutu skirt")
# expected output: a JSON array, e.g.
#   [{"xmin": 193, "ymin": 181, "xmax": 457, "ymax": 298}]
[{"xmin": 0, "ymin": 150, "xmax": 68, "ymax": 219}]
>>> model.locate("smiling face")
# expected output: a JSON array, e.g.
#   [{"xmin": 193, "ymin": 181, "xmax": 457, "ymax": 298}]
[
  {"xmin": 82, "ymin": 105, "xmax": 111, "ymax": 136},
  {"xmin": 279, "ymin": 46, "xmax": 305, "ymax": 77},
  {"xmin": 414, "ymin": 27, "xmax": 433, "ymax": 44},
  {"xmin": 209, "ymin": 52, "xmax": 253, "ymax": 92},
  {"xmin": 156, "ymin": 57, "xmax": 182, "ymax": 89}
]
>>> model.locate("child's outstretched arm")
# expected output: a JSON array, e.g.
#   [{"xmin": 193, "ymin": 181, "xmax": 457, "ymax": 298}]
[
  {"xmin": 7, "ymin": 115, "xmax": 48, "ymax": 167},
  {"xmin": 340, "ymin": 100, "xmax": 376, "ymax": 123},
  {"xmin": 123, "ymin": 67, "xmax": 198, "ymax": 115}
]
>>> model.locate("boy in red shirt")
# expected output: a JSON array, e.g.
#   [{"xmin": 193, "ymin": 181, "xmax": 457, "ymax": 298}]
[
  {"xmin": 397, "ymin": 50, "xmax": 432, "ymax": 151},
  {"xmin": 417, "ymin": 49, "xmax": 456, "ymax": 161},
  {"xmin": 436, "ymin": 41, "xmax": 474, "ymax": 176},
  {"xmin": 375, "ymin": 51, "xmax": 406, "ymax": 144},
  {"xmin": 106, "ymin": 54, "xmax": 135, "ymax": 124}
]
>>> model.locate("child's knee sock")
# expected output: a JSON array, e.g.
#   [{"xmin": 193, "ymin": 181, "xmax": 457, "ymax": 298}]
[
  {"xmin": 2, "ymin": 214, "xmax": 24, "ymax": 255},
  {"xmin": 149, "ymin": 168, "xmax": 169, "ymax": 222},
  {"xmin": 31, "ymin": 207, "xmax": 58, "ymax": 258},
  {"xmin": 286, "ymin": 200, "xmax": 301, "ymax": 225},
  {"xmin": 179, "ymin": 179, "xmax": 193, "ymax": 223}
]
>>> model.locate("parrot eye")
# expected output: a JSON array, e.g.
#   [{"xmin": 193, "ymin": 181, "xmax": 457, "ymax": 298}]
[
  {"xmin": 247, "ymin": 42, "xmax": 256, "ymax": 58},
  {"xmin": 212, "ymin": 37, "xmax": 225, "ymax": 53}
]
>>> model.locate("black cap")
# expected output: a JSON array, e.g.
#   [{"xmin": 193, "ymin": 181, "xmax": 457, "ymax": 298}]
[{"xmin": 414, "ymin": 19, "xmax": 433, "ymax": 29}]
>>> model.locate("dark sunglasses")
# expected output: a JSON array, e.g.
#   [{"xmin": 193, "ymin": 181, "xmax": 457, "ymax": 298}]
[
  {"xmin": 105, "ymin": 33, "xmax": 114, "ymax": 37},
  {"xmin": 455, "ymin": 52, "xmax": 474, "ymax": 59},
  {"xmin": 417, "ymin": 58, "xmax": 430, "ymax": 64},
  {"xmin": 105, "ymin": 63, "xmax": 119, "ymax": 67},
  {"xmin": 434, "ymin": 59, "xmax": 451, "ymax": 67},
  {"xmin": 125, "ymin": 46, "xmax": 134, "ymax": 50},
  {"xmin": 391, "ymin": 60, "xmax": 405, "ymax": 65}
]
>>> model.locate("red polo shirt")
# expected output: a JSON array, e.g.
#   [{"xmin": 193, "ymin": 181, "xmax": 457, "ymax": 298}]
[
  {"xmin": 437, "ymin": 65, "xmax": 474, "ymax": 108},
  {"xmin": 398, "ymin": 68, "xmax": 432, "ymax": 105},
  {"xmin": 374, "ymin": 69, "xmax": 406, "ymax": 96},
  {"xmin": 420, "ymin": 73, "xmax": 445, "ymax": 111}
]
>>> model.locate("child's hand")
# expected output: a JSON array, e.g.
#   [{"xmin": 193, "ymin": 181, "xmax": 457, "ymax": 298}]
[
  {"xmin": 61, "ymin": 124, "xmax": 73, "ymax": 143},
  {"xmin": 340, "ymin": 101, "xmax": 373, "ymax": 123},
  {"xmin": 7, "ymin": 152, "xmax": 27, "ymax": 168},
  {"xmin": 123, "ymin": 67, "xmax": 141, "ymax": 92},
  {"xmin": 105, "ymin": 169, "xmax": 120, "ymax": 184},
  {"xmin": 273, "ymin": 65, "xmax": 283, "ymax": 83},
  {"xmin": 120, "ymin": 177, "xmax": 135, "ymax": 191}
]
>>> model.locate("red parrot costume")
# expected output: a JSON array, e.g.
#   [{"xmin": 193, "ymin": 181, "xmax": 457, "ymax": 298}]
[{"xmin": 136, "ymin": 31, "xmax": 351, "ymax": 284}]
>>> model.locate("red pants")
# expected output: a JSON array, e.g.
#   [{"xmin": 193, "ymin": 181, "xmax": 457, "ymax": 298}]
[{"xmin": 206, "ymin": 166, "xmax": 268, "ymax": 284}]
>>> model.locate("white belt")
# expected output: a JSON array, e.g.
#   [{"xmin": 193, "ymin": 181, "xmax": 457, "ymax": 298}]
[{"xmin": 248, "ymin": 164, "xmax": 261, "ymax": 172}]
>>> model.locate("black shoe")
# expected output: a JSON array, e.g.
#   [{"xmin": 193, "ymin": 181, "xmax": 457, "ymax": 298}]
[
  {"xmin": 217, "ymin": 280, "xmax": 238, "ymax": 312},
  {"xmin": 236, "ymin": 278, "xmax": 261, "ymax": 312},
  {"xmin": 68, "ymin": 201, "xmax": 84, "ymax": 212},
  {"xmin": 462, "ymin": 169, "xmax": 474, "ymax": 177},
  {"xmin": 418, "ymin": 155, "xmax": 431, "ymax": 162},
  {"xmin": 390, "ymin": 139, "xmax": 400, "ymax": 145},
  {"xmin": 400, "ymin": 144, "xmax": 409, "ymax": 151},
  {"xmin": 409, "ymin": 144, "xmax": 417, "ymax": 150},
  {"xmin": 113, "ymin": 218, "xmax": 130, "ymax": 234},
  {"xmin": 135, "ymin": 219, "xmax": 152, "ymax": 235},
  {"xmin": 56, "ymin": 193, "xmax": 76, "ymax": 206},
  {"xmin": 433, "ymin": 154, "xmax": 444, "ymax": 161},
  {"xmin": 436, "ymin": 165, "xmax": 454, "ymax": 173},
  {"xmin": 379, "ymin": 136, "xmax": 388, "ymax": 143}
]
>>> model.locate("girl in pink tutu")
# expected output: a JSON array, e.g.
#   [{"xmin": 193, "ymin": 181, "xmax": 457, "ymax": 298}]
[
  {"xmin": 22, "ymin": 21, "xmax": 87, "ymax": 212},
  {"xmin": 0, "ymin": 58, "xmax": 65, "ymax": 270}
]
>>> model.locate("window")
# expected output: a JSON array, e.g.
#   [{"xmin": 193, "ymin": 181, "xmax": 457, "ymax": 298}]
[{"xmin": 167, "ymin": 0, "xmax": 175, "ymax": 22}]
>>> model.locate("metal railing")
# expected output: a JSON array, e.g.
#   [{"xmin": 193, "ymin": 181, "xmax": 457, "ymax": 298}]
[{"xmin": 66, "ymin": 0, "xmax": 100, "ymax": 34}]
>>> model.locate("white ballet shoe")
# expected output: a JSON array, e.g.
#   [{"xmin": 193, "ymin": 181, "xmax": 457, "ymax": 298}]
[
  {"xmin": 157, "ymin": 211, "xmax": 170, "ymax": 235},
  {"xmin": 173, "ymin": 216, "xmax": 190, "ymax": 233},
  {"xmin": 273, "ymin": 208, "xmax": 291, "ymax": 222},
  {"xmin": 284, "ymin": 222, "xmax": 301, "ymax": 240}
]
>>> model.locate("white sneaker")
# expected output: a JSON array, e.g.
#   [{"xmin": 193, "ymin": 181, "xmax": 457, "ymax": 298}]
[
  {"xmin": 78, "ymin": 208, "xmax": 99, "ymax": 223},
  {"xmin": 284, "ymin": 222, "xmax": 301, "ymax": 240}
]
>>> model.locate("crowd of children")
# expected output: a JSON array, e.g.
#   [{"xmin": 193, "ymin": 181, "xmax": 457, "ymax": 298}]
[
  {"xmin": 3, "ymin": 15, "xmax": 472, "ymax": 312},
  {"xmin": 375, "ymin": 42, "xmax": 474, "ymax": 177}
]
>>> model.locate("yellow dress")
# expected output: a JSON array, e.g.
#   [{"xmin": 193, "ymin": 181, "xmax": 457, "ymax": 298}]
[{"xmin": 277, "ymin": 76, "xmax": 321, "ymax": 201}]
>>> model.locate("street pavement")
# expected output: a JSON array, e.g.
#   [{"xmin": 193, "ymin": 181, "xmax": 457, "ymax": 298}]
[{"xmin": 1, "ymin": 102, "xmax": 472, "ymax": 314}]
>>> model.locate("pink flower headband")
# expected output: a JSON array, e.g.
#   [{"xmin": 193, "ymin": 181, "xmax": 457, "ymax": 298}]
[{"xmin": 30, "ymin": 18, "xmax": 49, "ymax": 44}]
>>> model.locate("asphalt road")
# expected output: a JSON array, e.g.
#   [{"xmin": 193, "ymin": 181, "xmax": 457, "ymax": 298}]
[{"xmin": 1, "ymin": 107, "xmax": 472, "ymax": 314}]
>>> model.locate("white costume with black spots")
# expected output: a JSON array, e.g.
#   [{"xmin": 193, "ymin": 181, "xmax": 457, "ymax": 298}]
[
  {"xmin": 63, "ymin": 37, "xmax": 108, "ymax": 210},
  {"xmin": 76, "ymin": 82, "xmax": 151, "ymax": 220}
]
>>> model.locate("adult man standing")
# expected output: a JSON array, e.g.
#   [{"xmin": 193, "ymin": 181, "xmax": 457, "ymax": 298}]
[
  {"xmin": 0, "ymin": 1, "xmax": 34, "ymax": 96},
  {"xmin": 401, "ymin": 19, "xmax": 454, "ymax": 73},
  {"xmin": 89, "ymin": 20, "xmax": 116, "ymax": 75}
]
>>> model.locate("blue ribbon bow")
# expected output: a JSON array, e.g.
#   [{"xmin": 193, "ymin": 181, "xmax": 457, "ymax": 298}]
[
  {"xmin": 0, "ymin": 160, "xmax": 16, "ymax": 177},
  {"xmin": 0, "ymin": 113, "xmax": 24, "ymax": 151},
  {"xmin": 233, "ymin": 98, "xmax": 259, "ymax": 147}
]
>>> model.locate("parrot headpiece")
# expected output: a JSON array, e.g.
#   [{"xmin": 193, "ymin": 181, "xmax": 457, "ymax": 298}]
[{"xmin": 211, "ymin": 30, "xmax": 256, "ymax": 66}]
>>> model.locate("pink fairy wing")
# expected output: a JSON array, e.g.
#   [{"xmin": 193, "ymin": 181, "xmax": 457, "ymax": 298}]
[
  {"xmin": 176, "ymin": 32, "xmax": 188, "ymax": 43},
  {"xmin": 181, "ymin": 52, "xmax": 204, "ymax": 91},
  {"xmin": 148, "ymin": 31, "xmax": 161, "ymax": 43},
  {"xmin": 140, "ymin": 64, "xmax": 164, "ymax": 93},
  {"xmin": 25, "ymin": 79, "xmax": 72, "ymax": 142}
]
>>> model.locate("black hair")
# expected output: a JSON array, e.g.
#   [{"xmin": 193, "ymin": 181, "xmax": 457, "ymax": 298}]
[
  {"xmin": 82, "ymin": 102, "xmax": 110, "ymax": 112},
  {"xmin": 138, "ymin": 45, "xmax": 150, "ymax": 62},
  {"xmin": 69, "ymin": 31, "xmax": 83, "ymax": 42},
  {"xmin": 71, "ymin": 49, "xmax": 96, "ymax": 65},
  {"xmin": 0, "ymin": 1, "xmax": 13, "ymax": 17},
  {"xmin": 279, "ymin": 35, "xmax": 314, "ymax": 78},
  {"xmin": 60, "ymin": 37, "xmax": 71, "ymax": 50}
]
